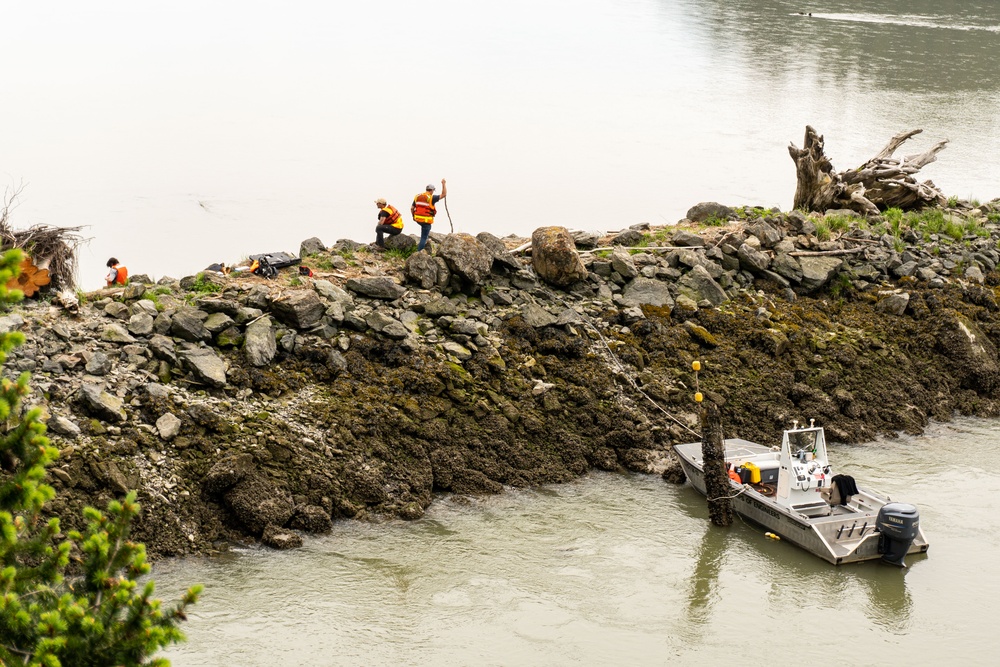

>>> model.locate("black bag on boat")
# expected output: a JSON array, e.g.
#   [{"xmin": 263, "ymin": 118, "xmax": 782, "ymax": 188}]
[{"xmin": 737, "ymin": 466, "xmax": 752, "ymax": 484}]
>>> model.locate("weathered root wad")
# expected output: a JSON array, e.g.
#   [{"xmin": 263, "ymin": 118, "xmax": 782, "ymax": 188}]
[{"xmin": 788, "ymin": 126, "xmax": 948, "ymax": 215}]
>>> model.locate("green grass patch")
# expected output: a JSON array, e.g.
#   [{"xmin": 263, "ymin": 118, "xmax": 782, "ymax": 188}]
[
  {"xmin": 386, "ymin": 246, "xmax": 418, "ymax": 260},
  {"xmin": 814, "ymin": 220, "xmax": 831, "ymax": 242},
  {"xmin": 188, "ymin": 272, "xmax": 223, "ymax": 294},
  {"xmin": 304, "ymin": 253, "xmax": 336, "ymax": 270},
  {"xmin": 140, "ymin": 293, "xmax": 165, "ymax": 312},
  {"xmin": 825, "ymin": 213, "xmax": 854, "ymax": 233},
  {"xmin": 883, "ymin": 207, "xmax": 904, "ymax": 236}
]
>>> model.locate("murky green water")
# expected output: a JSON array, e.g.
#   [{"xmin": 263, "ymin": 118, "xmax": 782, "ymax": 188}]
[{"xmin": 154, "ymin": 418, "xmax": 1000, "ymax": 665}]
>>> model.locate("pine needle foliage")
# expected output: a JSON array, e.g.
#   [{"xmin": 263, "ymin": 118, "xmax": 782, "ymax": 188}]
[{"xmin": 0, "ymin": 248, "xmax": 200, "ymax": 666}]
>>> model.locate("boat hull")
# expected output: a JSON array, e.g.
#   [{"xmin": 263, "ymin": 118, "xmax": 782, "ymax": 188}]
[{"xmin": 674, "ymin": 441, "xmax": 929, "ymax": 565}]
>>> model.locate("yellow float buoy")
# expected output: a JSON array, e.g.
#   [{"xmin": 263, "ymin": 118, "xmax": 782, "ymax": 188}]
[
  {"xmin": 765, "ymin": 532, "xmax": 780, "ymax": 540},
  {"xmin": 692, "ymin": 360, "xmax": 701, "ymax": 371},
  {"xmin": 694, "ymin": 392, "xmax": 703, "ymax": 403}
]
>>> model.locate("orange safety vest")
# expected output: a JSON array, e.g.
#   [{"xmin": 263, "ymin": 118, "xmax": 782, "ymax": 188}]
[
  {"xmin": 112, "ymin": 265, "xmax": 128, "ymax": 285},
  {"xmin": 381, "ymin": 204, "xmax": 404, "ymax": 229},
  {"xmin": 412, "ymin": 192, "xmax": 436, "ymax": 224}
]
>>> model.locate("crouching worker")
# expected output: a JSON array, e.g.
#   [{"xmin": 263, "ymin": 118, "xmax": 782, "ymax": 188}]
[
  {"xmin": 105, "ymin": 257, "xmax": 128, "ymax": 287},
  {"xmin": 374, "ymin": 197, "xmax": 404, "ymax": 247}
]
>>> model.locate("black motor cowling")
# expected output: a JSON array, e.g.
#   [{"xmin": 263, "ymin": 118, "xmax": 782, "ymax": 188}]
[{"xmin": 876, "ymin": 502, "xmax": 920, "ymax": 567}]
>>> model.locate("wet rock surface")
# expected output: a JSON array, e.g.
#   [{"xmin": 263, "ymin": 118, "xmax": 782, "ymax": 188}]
[{"xmin": 11, "ymin": 200, "xmax": 1000, "ymax": 559}]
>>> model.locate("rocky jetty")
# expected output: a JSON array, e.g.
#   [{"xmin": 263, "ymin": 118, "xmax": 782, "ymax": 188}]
[{"xmin": 7, "ymin": 199, "xmax": 1000, "ymax": 558}]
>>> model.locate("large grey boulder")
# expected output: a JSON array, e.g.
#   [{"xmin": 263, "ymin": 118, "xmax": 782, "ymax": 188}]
[
  {"xmin": 772, "ymin": 253, "xmax": 803, "ymax": 283},
  {"xmin": 876, "ymin": 292, "xmax": 910, "ymax": 316},
  {"xmin": 271, "ymin": 289, "xmax": 326, "ymax": 329},
  {"xmin": 244, "ymin": 317, "xmax": 278, "ymax": 366},
  {"xmin": 127, "ymin": 313, "xmax": 155, "ymax": 336},
  {"xmin": 438, "ymin": 233, "xmax": 494, "ymax": 284},
  {"xmin": 385, "ymin": 233, "xmax": 417, "ymax": 252},
  {"xmin": 422, "ymin": 297, "xmax": 458, "ymax": 317},
  {"xmin": 532, "ymin": 226, "xmax": 588, "ymax": 287},
  {"xmin": 194, "ymin": 296, "xmax": 241, "ymax": 317},
  {"xmin": 404, "ymin": 252, "xmax": 444, "ymax": 289},
  {"xmin": 476, "ymin": 232, "xmax": 522, "ymax": 271},
  {"xmin": 313, "ymin": 280, "xmax": 354, "ymax": 305},
  {"xmin": 84, "ymin": 351, "xmax": 112, "ymax": 375},
  {"xmin": 798, "ymin": 256, "xmax": 844, "ymax": 291},
  {"xmin": 48, "ymin": 415, "xmax": 81, "ymax": 438},
  {"xmin": 571, "ymin": 230, "xmax": 602, "ymax": 249},
  {"xmin": 299, "ymin": 237, "xmax": 326, "ymax": 257},
  {"xmin": 148, "ymin": 335, "xmax": 178, "ymax": 365},
  {"xmin": 346, "ymin": 276, "xmax": 406, "ymax": 300},
  {"xmin": 611, "ymin": 249, "xmax": 639, "ymax": 280},
  {"xmin": 170, "ymin": 308, "xmax": 211, "ymax": 342},
  {"xmin": 611, "ymin": 229, "xmax": 644, "ymax": 246},
  {"xmin": 366, "ymin": 311, "xmax": 409, "ymax": 339},
  {"xmin": 747, "ymin": 221, "xmax": 783, "ymax": 248},
  {"xmin": 178, "ymin": 348, "xmax": 227, "ymax": 388},
  {"xmin": 78, "ymin": 384, "xmax": 127, "ymax": 423},
  {"xmin": 621, "ymin": 278, "xmax": 674, "ymax": 308},
  {"xmin": 677, "ymin": 265, "xmax": 728, "ymax": 307},
  {"xmin": 686, "ymin": 202, "xmax": 734, "ymax": 223},
  {"xmin": 203, "ymin": 312, "xmax": 236, "ymax": 335},
  {"xmin": 671, "ymin": 230, "xmax": 705, "ymax": 247},
  {"xmin": 102, "ymin": 323, "xmax": 137, "ymax": 343},
  {"xmin": 738, "ymin": 244, "xmax": 771, "ymax": 273},
  {"xmin": 521, "ymin": 304, "xmax": 557, "ymax": 328}
]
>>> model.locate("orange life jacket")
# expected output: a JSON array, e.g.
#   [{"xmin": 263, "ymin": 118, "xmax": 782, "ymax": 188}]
[
  {"xmin": 381, "ymin": 204, "xmax": 403, "ymax": 229},
  {"xmin": 727, "ymin": 463, "xmax": 742, "ymax": 484},
  {"xmin": 112, "ymin": 265, "xmax": 128, "ymax": 285},
  {"xmin": 412, "ymin": 192, "xmax": 436, "ymax": 224}
]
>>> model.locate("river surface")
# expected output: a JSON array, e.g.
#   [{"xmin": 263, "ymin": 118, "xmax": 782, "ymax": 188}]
[
  {"xmin": 2, "ymin": 0, "xmax": 999, "ymax": 288},
  {"xmin": 153, "ymin": 417, "xmax": 1000, "ymax": 665}
]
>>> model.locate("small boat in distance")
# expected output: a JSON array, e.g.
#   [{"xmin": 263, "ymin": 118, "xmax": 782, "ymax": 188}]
[{"xmin": 673, "ymin": 421, "xmax": 929, "ymax": 566}]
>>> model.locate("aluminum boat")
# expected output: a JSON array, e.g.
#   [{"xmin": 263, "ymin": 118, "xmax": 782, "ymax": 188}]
[{"xmin": 673, "ymin": 421, "xmax": 929, "ymax": 566}]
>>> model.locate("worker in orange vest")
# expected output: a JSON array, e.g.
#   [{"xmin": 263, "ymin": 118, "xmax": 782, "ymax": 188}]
[
  {"xmin": 374, "ymin": 197, "xmax": 404, "ymax": 248},
  {"xmin": 411, "ymin": 178, "xmax": 447, "ymax": 251},
  {"xmin": 105, "ymin": 257, "xmax": 128, "ymax": 287}
]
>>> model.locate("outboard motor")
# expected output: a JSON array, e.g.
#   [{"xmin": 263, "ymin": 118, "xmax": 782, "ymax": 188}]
[{"xmin": 876, "ymin": 502, "xmax": 920, "ymax": 567}]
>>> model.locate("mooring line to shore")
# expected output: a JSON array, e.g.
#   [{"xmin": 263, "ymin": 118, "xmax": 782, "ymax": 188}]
[{"xmin": 539, "ymin": 287, "xmax": 702, "ymax": 438}]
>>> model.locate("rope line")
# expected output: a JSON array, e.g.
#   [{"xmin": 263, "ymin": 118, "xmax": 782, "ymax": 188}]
[{"xmin": 539, "ymin": 287, "xmax": 701, "ymax": 438}]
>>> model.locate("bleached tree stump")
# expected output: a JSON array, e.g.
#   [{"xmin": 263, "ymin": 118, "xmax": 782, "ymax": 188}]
[{"xmin": 788, "ymin": 126, "xmax": 948, "ymax": 214}]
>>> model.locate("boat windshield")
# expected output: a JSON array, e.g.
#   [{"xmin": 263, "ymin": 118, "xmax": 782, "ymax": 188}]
[{"xmin": 787, "ymin": 430, "xmax": 818, "ymax": 452}]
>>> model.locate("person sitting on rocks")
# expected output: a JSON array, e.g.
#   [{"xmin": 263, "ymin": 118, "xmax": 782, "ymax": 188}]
[
  {"xmin": 105, "ymin": 257, "xmax": 128, "ymax": 287},
  {"xmin": 374, "ymin": 197, "xmax": 404, "ymax": 248}
]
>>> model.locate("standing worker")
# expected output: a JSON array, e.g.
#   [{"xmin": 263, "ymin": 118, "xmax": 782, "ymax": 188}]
[
  {"xmin": 105, "ymin": 257, "xmax": 128, "ymax": 287},
  {"xmin": 374, "ymin": 197, "xmax": 404, "ymax": 248},
  {"xmin": 411, "ymin": 179, "xmax": 447, "ymax": 251}
]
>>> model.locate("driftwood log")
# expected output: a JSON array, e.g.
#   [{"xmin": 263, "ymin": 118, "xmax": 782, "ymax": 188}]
[{"xmin": 788, "ymin": 126, "xmax": 948, "ymax": 215}]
